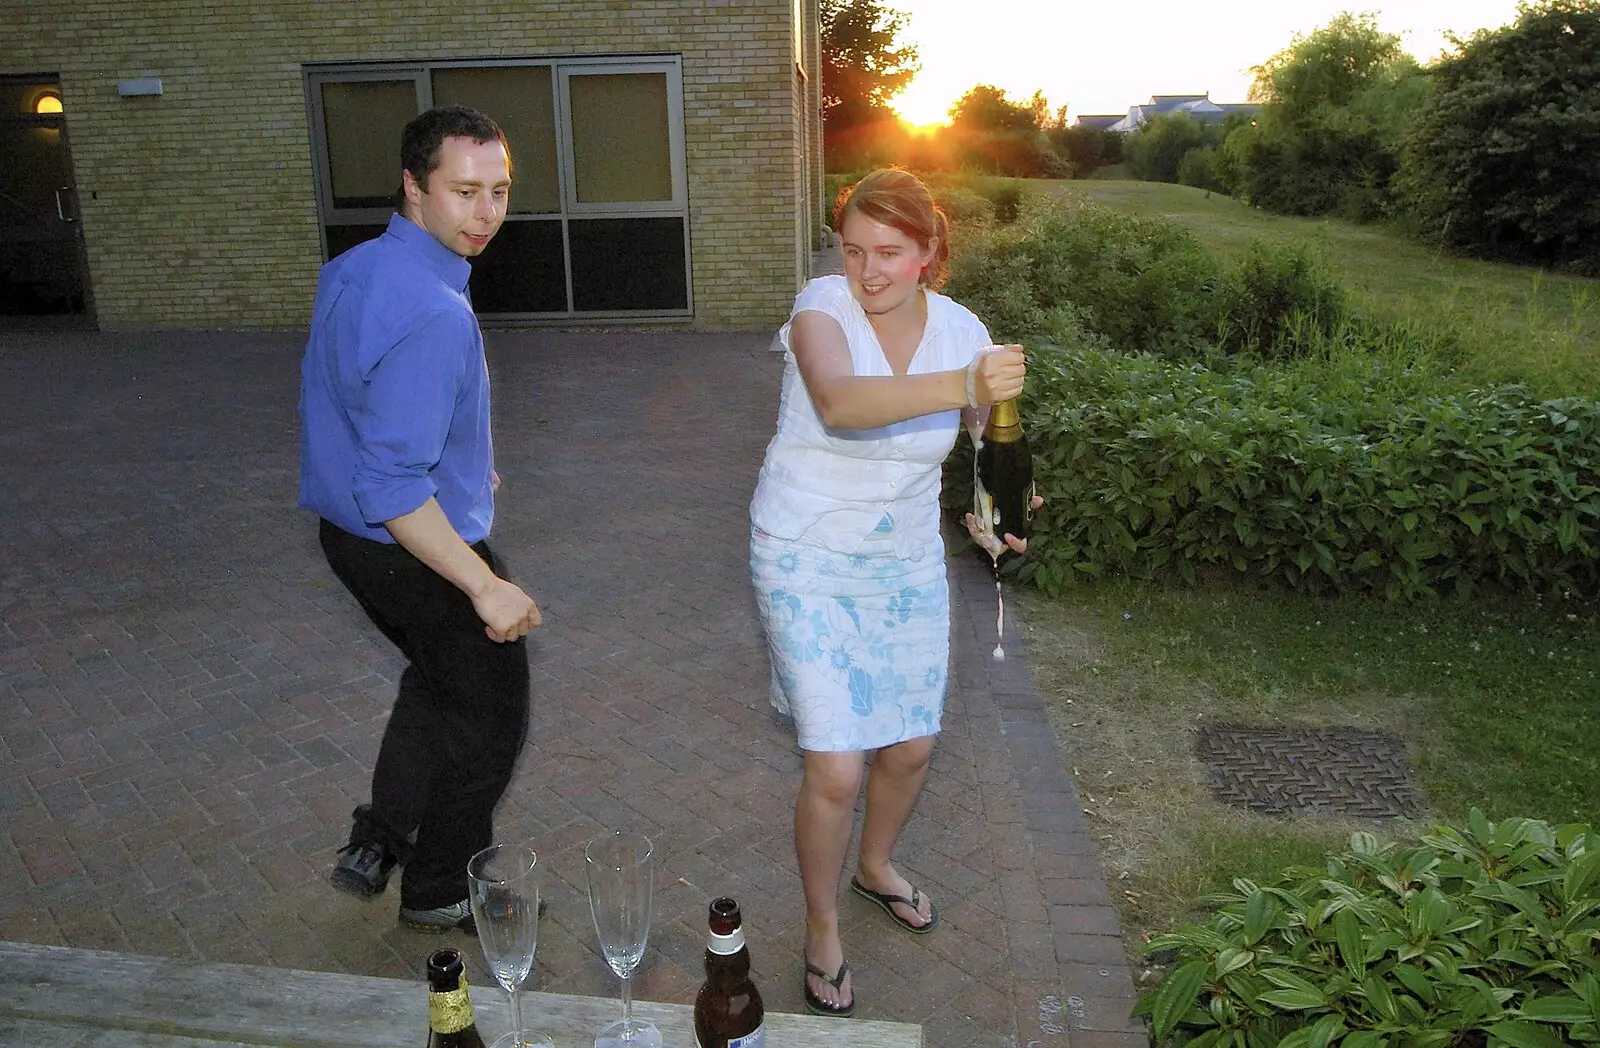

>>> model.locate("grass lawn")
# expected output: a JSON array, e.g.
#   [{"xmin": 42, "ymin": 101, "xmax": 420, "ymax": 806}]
[
  {"xmin": 1037, "ymin": 180, "xmax": 1600, "ymax": 397},
  {"xmin": 932, "ymin": 178, "xmax": 1600, "ymax": 957},
  {"xmin": 1014, "ymin": 580, "xmax": 1600, "ymax": 948}
]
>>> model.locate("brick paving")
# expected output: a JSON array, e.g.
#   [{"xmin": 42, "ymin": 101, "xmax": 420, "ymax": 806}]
[{"xmin": 0, "ymin": 300, "xmax": 1144, "ymax": 1045}]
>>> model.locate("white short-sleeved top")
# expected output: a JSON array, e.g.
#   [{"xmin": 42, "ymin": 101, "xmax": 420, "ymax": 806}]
[{"xmin": 749, "ymin": 275, "xmax": 993, "ymax": 559}]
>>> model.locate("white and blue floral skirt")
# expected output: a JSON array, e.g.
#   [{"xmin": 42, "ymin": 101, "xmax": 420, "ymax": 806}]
[{"xmin": 750, "ymin": 517, "xmax": 948, "ymax": 752}]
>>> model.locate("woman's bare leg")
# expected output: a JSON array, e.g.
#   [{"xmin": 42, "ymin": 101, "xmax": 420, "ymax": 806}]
[
  {"xmin": 853, "ymin": 734, "xmax": 936, "ymax": 927},
  {"xmin": 795, "ymin": 749, "xmax": 865, "ymax": 1008}
]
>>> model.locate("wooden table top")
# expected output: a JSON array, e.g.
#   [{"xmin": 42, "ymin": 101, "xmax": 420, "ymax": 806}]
[{"xmin": 0, "ymin": 940, "xmax": 922, "ymax": 1047}]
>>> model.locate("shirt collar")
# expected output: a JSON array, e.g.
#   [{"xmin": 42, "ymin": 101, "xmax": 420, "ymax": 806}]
[{"xmin": 384, "ymin": 213, "xmax": 471, "ymax": 293}]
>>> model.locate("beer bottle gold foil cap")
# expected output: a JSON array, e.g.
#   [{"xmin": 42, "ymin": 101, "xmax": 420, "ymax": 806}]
[{"xmin": 429, "ymin": 985, "xmax": 475, "ymax": 1034}]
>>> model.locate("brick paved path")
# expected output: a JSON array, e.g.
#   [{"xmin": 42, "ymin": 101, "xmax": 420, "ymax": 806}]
[{"xmin": 0, "ymin": 319, "xmax": 1143, "ymax": 1047}]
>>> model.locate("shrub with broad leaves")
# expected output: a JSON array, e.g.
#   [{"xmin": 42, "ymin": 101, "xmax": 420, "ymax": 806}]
[{"xmin": 1135, "ymin": 811, "xmax": 1600, "ymax": 1048}]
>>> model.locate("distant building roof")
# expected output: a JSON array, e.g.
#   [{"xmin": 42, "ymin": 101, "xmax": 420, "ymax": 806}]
[
  {"xmin": 1105, "ymin": 93, "xmax": 1256, "ymax": 132},
  {"xmin": 1072, "ymin": 114, "xmax": 1122, "ymax": 130}
]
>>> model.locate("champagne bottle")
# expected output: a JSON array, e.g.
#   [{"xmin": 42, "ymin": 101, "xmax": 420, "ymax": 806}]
[
  {"xmin": 973, "ymin": 396, "xmax": 1034, "ymax": 564},
  {"xmin": 693, "ymin": 897, "xmax": 766, "ymax": 1048},
  {"xmin": 426, "ymin": 948, "xmax": 488, "ymax": 1048}
]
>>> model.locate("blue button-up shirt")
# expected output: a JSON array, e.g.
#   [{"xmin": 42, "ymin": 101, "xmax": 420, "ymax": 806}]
[{"xmin": 298, "ymin": 214, "xmax": 495, "ymax": 544}]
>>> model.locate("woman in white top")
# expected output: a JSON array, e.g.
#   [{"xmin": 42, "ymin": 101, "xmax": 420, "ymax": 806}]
[{"xmin": 749, "ymin": 169, "xmax": 1031, "ymax": 1017}]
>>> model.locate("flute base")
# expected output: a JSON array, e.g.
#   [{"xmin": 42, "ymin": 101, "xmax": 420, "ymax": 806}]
[
  {"xmin": 490, "ymin": 1032, "xmax": 554, "ymax": 1048},
  {"xmin": 594, "ymin": 1017, "xmax": 662, "ymax": 1048}
]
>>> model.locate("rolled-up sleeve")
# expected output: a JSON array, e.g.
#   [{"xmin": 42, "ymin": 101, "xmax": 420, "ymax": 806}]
[{"xmin": 348, "ymin": 309, "xmax": 470, "ymax": 525}]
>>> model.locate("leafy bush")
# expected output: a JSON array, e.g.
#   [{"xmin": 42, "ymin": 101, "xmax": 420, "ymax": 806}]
[
  {"xmin": 981, "ymin": 343, "xmax": 1600, "ymax": 599},
  {"xmin": 1048, "ymin": 123, "xmax": 1124, "ymax": 176},
  {"xmin": 949, "ymin": 199, "xmax": 1363, "ymax": 365},
  {"xmin": 1134, "ymin": 812, "xmax": 1600, "ymax": 1048},
  {"xmin": 945, "ymin": 198, "xmax": 1220, "ymax": 359},
  {"xmin": 965, "ymin": 179, "xmax": 1026, "ymax": 224},
  {"xmin": 1128, "ymin": 113, "xmax": 1217, "ymax": 184},
  {"xmin": 1238, "ymin": 14, "xmax": 1425, "ymax": 221},
  {"xmin": 951, "ymin": 129, "xmax": 1073, "ymax": 180},
  {"xmin": 1399, "ymin": 0, "xmax": 1600, "ymax": 274},
  {"xmin": 924, "ymin": 180, "xmax": 997, "ymax": 231},
  {"xmin": 939, "ymin": 195, "xmax": 1600, "ymax": 600},
  {"xmin": 1177, "ymin": 147, "xmax": 1218, "ymax": 191},
  {"xmin": 1216, "ymin": 240, "xmax": 1349, "ymax": 357}
]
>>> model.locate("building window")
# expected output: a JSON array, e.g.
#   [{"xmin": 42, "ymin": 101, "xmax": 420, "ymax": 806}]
[{"xmin": 305, "ymin": 57, "xmax": 690, "ymax": 320}]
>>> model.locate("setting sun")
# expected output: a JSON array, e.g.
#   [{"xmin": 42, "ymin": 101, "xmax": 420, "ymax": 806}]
[
  {"xmin": 880, "ymin": 0, "xmax": 1524, "ymax": 125},
  {"xmin": 890, "ymin": 80, "xmax": 957, "ymax": 128}
]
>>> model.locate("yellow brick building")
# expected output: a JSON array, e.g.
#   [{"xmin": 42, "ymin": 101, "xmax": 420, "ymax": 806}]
[{"xmin": 2, "ymin": 0, "xmax": 826, "ymax": 330}]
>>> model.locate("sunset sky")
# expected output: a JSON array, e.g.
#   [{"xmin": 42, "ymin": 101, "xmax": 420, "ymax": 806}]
[{"xmin": 886, "ymin": 0, "xmax": 1528, "ymax": 126}]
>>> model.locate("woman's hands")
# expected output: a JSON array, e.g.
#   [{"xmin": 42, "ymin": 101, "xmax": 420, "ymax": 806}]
[
  {"xmin": 964, "ymin": 494, "xmax": 1045, "ymax": 557},
  {"xmin": 971, "ymin": 345, "xmax": 1026, "ymax": 406}
]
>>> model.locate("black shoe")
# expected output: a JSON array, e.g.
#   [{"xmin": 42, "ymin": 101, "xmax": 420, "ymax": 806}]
[{"xmin": 330, "ymin": 841, "xmax": 396, "ymax": 898}]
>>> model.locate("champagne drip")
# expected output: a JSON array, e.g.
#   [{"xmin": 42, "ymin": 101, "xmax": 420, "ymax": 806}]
[{"xmin": 993, "ymin": 567, "xmax": 1006, "ymax": 661}]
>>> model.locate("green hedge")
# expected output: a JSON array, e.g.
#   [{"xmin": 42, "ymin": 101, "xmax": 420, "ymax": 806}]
[
  {"xmin": 936, "ymin": 196, "xmax": 1600, "ymax": 599},
  {"xmin": 947, "ymin": 344, "xmax": 1600, "ymax": 599}
]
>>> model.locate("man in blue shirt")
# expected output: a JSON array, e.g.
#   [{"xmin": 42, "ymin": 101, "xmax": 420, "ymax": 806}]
[{"xmin": 299, "ymin": 106, "xmax": 540, "ymax": 933}]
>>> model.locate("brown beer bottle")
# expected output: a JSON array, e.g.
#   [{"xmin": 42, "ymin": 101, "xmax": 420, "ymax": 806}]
[
  {"xmin": 693, "ymin": 897, "xmax": 766, "ymax": 1048},
  {"xmin": 426, "ymin": 948, "xmax": 488, "ymax": 1048},
  {"xmin": 974, "ymin": 396, "xmax": 1034, "ymax": 565}
]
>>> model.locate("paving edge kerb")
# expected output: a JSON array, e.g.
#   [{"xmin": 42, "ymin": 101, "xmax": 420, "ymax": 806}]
[{"xmin": 947, "ymin": 547, "xmax": 1147, "ymax": 1046}]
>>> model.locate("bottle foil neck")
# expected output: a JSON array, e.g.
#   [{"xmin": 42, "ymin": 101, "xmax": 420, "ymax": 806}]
[
  {"xmin": 989, "ymin": 397, "xmax": 1021, "ymax": 428},
  {"xmin": 429, "ymin": 985, "xmax": 475, "ymax": 1034}
]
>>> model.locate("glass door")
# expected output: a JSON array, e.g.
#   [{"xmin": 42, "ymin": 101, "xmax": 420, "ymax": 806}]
[
  {"xmin": 306, "ymin": 58, "xmax": 690, "ymax": 320},
  {"xmin": 307, "ymin": 71, "xmax": 429, "ymax": 259},
  {"xmin": 431, "ymin": 65, "xmax": 568, "ymax": 313},
  {"xmin": 559, "ymin": 64, "xmax": 690, "ymax": 314},
  {"xmin": 0, "ymin": 76, "xmax": 91, "ymax": 318}
]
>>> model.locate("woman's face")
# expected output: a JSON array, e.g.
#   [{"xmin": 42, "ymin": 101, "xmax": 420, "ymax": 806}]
[{"xmin": 838, "ymin": 210, "xmax": 935, "ymax": 317}]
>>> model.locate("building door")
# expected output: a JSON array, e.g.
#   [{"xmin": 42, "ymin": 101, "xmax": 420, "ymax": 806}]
[{"xmin": 0, "ymin": 76, "xmax": 92, "ymax": 319}]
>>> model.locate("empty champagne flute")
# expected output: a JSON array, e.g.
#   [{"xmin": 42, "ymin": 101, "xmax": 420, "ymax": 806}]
[
  {"xmin": 584, "ymin": 830, "xmax": 660, "ymax": 1048},
  {"xmin": 467, "ymin": 843, "xmax": 553, "ymax": 1048}
]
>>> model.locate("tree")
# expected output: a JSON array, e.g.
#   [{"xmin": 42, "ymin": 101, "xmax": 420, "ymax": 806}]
[
  {"xmin": 1125, "ymin": 113, "xmax": 1214, "ymax": 183},
  {"xmin": 1237, "ymin": 13, "xmax": 1426, "ymax": 218},
  {"xmin": 1251, "ymin": 12, "xmax": 1409, "ymax": 116},
  {"xmin": 1048, "ymin": 123, "xmax": 1123, "ymax": 176},
  {"xmin": 820, "ymin": 0, "xmax": 919, "ymax": 131},
  {"xmin": 944, "ymin": 86, "xmax": 1067, "ymax": 178},
  {"xmin": 1400, "ymin": 0, "xmax": 1600, "ymax": 272},
  {"xmin": 948, "ymin": 85, "xmax": 1047, "ymax": 133}
]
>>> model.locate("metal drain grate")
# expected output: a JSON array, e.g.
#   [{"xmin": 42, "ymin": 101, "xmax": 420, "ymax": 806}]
[{"xmin": 1194, "ymin": 723, "xmax": 1423, "ymax": 819}]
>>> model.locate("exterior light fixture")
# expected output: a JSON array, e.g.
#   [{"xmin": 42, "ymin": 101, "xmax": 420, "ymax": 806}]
[{"xmin": 35, "ymin": 92, "xmax": 63, "ymax": 114}]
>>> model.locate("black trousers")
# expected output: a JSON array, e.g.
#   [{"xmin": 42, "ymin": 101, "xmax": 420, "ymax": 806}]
[{"xmin": 319, "ymin": 519, "xmax": 530, "ymax": 909}]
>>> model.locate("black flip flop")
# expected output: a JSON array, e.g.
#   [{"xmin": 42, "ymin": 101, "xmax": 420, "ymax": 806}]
[
  {"xmin": 850, "ymin": 876, "xmax": 939, "ymax": 934},
  {"xmin": 803, "ymin": 957, "xmax": 856, "ymax": 1018}
]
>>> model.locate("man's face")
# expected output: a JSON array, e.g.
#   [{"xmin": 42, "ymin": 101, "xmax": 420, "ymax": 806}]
[{"xmin": 402, "ymin": 135, "xmax": 511, "ymax": 257}]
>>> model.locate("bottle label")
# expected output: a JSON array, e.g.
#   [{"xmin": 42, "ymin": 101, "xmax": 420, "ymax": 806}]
[
  {"xmin": 429, "ymin": 985, "xmax": 475, "ymax": 1035},
  {"xmin": 728, "ymin": 1023, "xmax": 766, "ymax": 1048},
  {"xmin": 707, "ymin": 926, "xmax": 745, "ymax": 956}
]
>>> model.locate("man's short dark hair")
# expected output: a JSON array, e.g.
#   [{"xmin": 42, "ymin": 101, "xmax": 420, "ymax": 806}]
[{"xmin": 400, "ymin": 106, "xmax": 512, "ymax": 192}]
